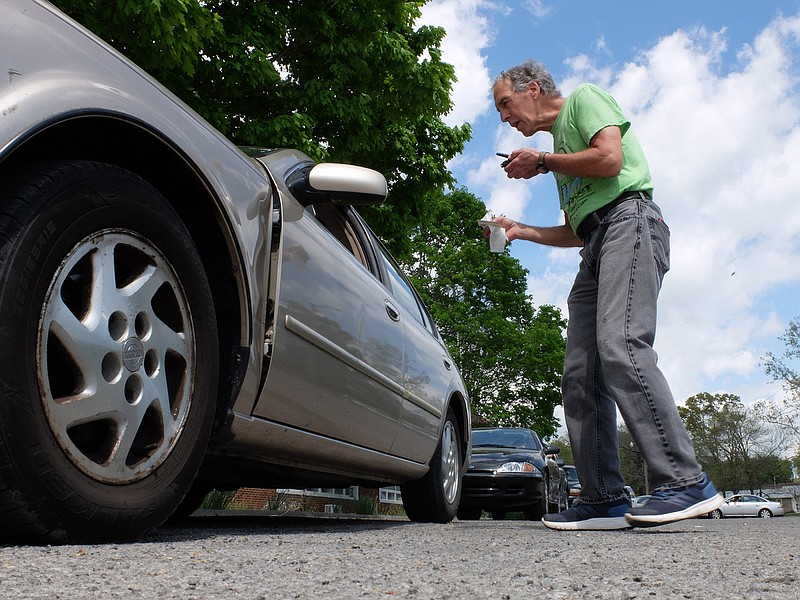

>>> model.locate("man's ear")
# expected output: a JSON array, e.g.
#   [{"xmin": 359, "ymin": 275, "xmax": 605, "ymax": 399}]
[{"xmin": 527, "ymin": 81, "xmax": 540, "ymax": 97}]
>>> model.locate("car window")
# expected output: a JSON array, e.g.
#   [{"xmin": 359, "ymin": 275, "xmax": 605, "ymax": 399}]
[
  {"xmin": 564, "ymin": 466, "xmax": 579, "ymax": 482},
  {"xmin": 307, "ymin": 204, "xmax": 368, "ymax": 267},
  {"xmin": 375, "ymin": 243, "xmax": 432, "ymax": 331},
  {"xmin": 472, "ymin": 429, "xmax": 542, "ymax": 451}
]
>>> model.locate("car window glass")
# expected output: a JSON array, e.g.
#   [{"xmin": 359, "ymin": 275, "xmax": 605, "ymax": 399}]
[
  {"xmin": 376, "ymin": 243, "xmax": 430, "ymax": 330},
  {"xmin": 472, "ymin": 429, "xmax": 542, "ymax": 451},
  {"xmin": 307, "ymin": 204, "xmax": 368, "ymax": 267}
]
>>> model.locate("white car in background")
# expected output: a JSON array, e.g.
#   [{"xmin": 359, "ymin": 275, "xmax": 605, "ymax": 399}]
[{"xmin": 708, "ymin": 494, "xmax": 785, "ymax": 519}]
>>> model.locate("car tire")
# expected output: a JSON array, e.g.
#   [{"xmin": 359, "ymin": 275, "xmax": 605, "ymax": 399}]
[
  {"xmin": 758, "ymin": 509, "xmax": 772, "ymax": 518},
  {"xmin": 456, "ymin": 506, "xmax": 482, "ymax": 521},
  {"xmin": 0, "ymin": 161, "xmax": 218, "ymax": 544},
  {"xmin": 546, "ymin": 475, "xmax": 562, "ymax": 514},
  {"xmin": 542, "ymin": 477, "xmax": 560, "ymax": 516},
  {"xmin": 166, "ymin": 481, "xmax": 215, "ymax": 523},
  {"xmin": 557, "ymin": 482, "xmax": 568, "ymax": 512},
  {"xmin": 710, "ymin": 509, "xmax": 723, "ymax": 519},
  {"xmin": 525, "ymin": 477, "xmax": 549, "ymax": 521},
  {"xmin": 401, "ymin": 407, "xmax": 462, "ymax": 523}
]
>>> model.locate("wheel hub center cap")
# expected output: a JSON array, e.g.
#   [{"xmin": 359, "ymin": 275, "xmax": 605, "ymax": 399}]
[{"xmin": 122, "ymin": 337, "xmax": 145, "ymax": 372}]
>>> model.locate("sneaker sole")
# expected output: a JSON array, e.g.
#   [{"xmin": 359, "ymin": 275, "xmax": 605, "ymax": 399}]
[
  {"xmin": 624, "ymin": 493, "xmax": 724, "ymax": 528},
  {"xmin": 541, "ymin": 516, "xmax": 632, "ymax": 531}
]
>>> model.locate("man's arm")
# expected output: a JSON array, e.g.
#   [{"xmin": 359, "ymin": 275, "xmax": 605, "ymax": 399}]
[
  {"xmin": 504, "ymin": 125, "xmax": 623, "ymax": 179},
  {"xmin": 494, "ymin": 213, "xmax": 582, "ymax": 248}
]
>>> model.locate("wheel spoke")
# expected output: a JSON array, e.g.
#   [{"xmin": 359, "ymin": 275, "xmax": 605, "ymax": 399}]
[
  {"xmin": 38, "ymin": 230, "xmax": 196, "ymax": 483},
  {"xmin": 440, "ymin": 421, "xmax": 460, "ymax": 504}
]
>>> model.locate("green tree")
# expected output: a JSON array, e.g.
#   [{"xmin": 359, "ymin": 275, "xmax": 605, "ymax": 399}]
[
  {"xmin": 51, "ymin": 0, "xmax": 471, "ymax": 256},
  {"xmin": 761, "ymin": 318, "xmax": 800, "ymax": 449},
  {"xmin": 679, "ymin": 392, "xmax": 793, "ymax": 492},
  {"xmin": 551, "ymin": 435, "xmax": 573, "ymax": 465},
  {"xmin": 402, "ymin": 188, "xmax": 566, "ymax": 437},
  {"xmin": 618, "ymin": 425, "xmax": 648, "ymax": 495}
]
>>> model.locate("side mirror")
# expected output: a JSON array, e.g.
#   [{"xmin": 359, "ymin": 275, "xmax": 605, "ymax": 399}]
[
  {"xmin": 286, "ymin": 162, "xmax": 388, "ymax": 206},
  {"xmin": 545, "ymin": 445, "xmax": 561, "ymax": 455}
]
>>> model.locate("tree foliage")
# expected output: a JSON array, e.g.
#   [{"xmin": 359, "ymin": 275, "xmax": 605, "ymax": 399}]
[
  {"xmin": 51, "ymin": 0, "xmax": 471, "ymax": 256},
  {"xmin": 551, "ymin": 435, "xmax": 573, "ymax": 465},
  {"xmin": 678, "ymin": 392, "xmax": 794, "ymax": 492},
  {"xmin": 762, "ymin": 318, "xmax": 800, "ymax": 447},
  {"xmin": 401, "ymin": 188, "xmax": 566, "ymax": 437},
  {"xmin": 617, "ymin": 426, "xmax": 648, "ymax": 495}
]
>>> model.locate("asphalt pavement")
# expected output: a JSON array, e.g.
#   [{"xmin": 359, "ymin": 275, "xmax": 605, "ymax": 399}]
[{"xmin": 1, "ymin": 511, "xmax": 796, "ymax": 599}]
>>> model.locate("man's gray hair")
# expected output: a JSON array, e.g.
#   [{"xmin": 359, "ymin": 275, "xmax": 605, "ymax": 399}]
[{"xmin": 494, "ymin": 59, "xmax": 561, "ymax": 97}]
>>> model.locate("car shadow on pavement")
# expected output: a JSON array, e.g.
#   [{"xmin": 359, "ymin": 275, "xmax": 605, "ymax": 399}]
[{"xmin": 154, "ymin": 511, "xmax": 415, "ymax": 542}]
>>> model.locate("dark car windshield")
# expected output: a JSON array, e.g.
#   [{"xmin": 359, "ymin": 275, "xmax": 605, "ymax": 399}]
[{"xmin": 471, "ymin": 429, "xmax": 542, "ymax": 451}]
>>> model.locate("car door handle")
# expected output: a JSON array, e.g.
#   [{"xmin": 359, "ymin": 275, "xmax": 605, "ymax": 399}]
[
  {"xmin": 385, "ymin": 300, "xmax": 400, "ymax": 322},
  {"xmin": 443, "ymin": 356, "xmax": 452, "ymax": 370}
]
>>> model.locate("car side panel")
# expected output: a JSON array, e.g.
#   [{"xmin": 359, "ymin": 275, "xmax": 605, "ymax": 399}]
[
  {"xmin": 725, "ymin": 498, "xmax": 747, "ymax": 517},
  {"xmin": 252, "ymin": 200, "xmax": 404, "ymax": 453},
  {"xmin": 390, "ymin": 311, "xmax": 450, "ymax": 461}
]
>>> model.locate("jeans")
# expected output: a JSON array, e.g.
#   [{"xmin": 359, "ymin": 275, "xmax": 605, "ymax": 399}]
[{"xmin": 562, "ymin": 196, "xmax": 702, "ymax": 504}]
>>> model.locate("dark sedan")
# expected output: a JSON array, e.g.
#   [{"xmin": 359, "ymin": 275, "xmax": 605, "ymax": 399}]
[{"xmin": 457, "ymin": 427, "xmax": 568, "ymax": 520}]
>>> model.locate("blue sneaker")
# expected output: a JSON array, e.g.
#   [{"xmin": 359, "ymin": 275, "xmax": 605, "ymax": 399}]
[
  {"xmin": 625, "ymin": 473, "xmax": 723, "ymax": 528},
  {"xmin": 542, "ymin": 499, "xmax": 631, "ymax": 530}
]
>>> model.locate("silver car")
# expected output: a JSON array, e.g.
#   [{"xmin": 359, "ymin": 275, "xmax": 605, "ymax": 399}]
[
  {"xmin": 708, "ymin": 495, "xmax": 785, "ymax": 519},
  {"xmin": 0, "ymin": 0, "xmax": 470, "ymax": 544}
]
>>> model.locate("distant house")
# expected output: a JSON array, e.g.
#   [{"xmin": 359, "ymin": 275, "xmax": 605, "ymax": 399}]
[{"xmin": 230, "ymin": 485, "xmax": 405, "ymax": 516}]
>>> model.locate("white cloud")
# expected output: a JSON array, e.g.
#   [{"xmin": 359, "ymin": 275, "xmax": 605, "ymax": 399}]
[
  {"xmin": 522, "ymin": 0, "xmax": 552, "ymax": 19},
  {"xmin": 418, "ymin": 0, "xmax": 495, "ymax": 126}
]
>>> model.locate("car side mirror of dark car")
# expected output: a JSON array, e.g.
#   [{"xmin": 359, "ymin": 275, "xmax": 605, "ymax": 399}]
[
  {"xmin": 286, "ymin": 162, "xmax": 388, "ymax": 207},
  {"xmin": 545, "ymin": 445, "xmax": 561, "ymax": 455}
]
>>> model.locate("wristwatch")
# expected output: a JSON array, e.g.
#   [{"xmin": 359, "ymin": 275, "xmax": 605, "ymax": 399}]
[{"xmin": 537, "ymin": 151, "xmax": 550, "ymax": 174}]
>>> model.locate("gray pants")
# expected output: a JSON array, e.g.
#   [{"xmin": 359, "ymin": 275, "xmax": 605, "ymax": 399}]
[{"xmin": 562, "ymin": 196, "xmax": 702, "ymax": 504}]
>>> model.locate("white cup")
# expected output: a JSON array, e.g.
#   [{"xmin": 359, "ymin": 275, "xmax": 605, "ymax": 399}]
[{"xmin": 487, "ymin": 223, "xmax": 507, "ymax": 253}]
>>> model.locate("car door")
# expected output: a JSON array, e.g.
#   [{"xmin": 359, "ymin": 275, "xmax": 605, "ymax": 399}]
[
  {"xmin": 252, "ymin": 200, "xmax": 404, "ymax": 453},
  {"xmin": 741, "ymin": 495, "xmax": 760, "ymax": 517},
  {"xmin": 370, "ymin": 241, "xmax": 455, "ymax": 462},
  {"xmin": 726, "ymin": 495, "xmax": 746, "ymax": 516}
]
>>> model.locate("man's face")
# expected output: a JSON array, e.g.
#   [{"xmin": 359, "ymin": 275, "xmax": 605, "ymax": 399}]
[{"xmin": 493, "ymin": 80, "xmax": 537, "ymax": 136}]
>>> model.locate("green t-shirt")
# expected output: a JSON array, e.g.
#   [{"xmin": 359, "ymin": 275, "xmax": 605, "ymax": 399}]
[{"xmin": 551, "ymin": 83, "xmax": 654, "ymax": 233}]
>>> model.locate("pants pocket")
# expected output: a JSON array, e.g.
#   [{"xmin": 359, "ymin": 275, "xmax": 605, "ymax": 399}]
[{"xmin": 647, "ymin": 215, "xmax": 670, "ymax": 275}]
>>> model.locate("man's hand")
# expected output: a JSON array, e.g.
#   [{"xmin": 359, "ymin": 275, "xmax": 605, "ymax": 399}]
[
  {"xmin": 483, "ymin": 214, "xmax": 582, "ymax": 248},
  {"xmin": 503, "ymin": 148, "xmax": 542, "ymax": 179},
  {"xmin": 492, "ymin": 216, "xmax": 524, "ymax": 242}
]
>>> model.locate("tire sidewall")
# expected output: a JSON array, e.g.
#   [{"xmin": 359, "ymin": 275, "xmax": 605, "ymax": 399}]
[
  {"xmin": 438, "ymin": 409, "xmax": 463, "ymax": 519},
  {"xmin": 401, "ymin": 407, "xmax": 463, "ymax": 523},
  {"xmin": 0, "ymin": 162, "xmax": 218, "ymax": 540}
]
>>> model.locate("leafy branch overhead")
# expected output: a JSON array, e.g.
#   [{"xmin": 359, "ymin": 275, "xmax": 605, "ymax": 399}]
[{"xmin": 52, "ymin": 0, "xmax": 471, "ymax": 256}]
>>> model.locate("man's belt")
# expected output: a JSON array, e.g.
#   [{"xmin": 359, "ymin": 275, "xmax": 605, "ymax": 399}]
[{"xmin": 575, "ymin": 191, "xmax": 651, "ymax": 241}]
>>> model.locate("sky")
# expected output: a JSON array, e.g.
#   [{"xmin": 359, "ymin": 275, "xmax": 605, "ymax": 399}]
[{"xmin": 418, "ymin": 0, "xmax": 800, "ymax": 416}]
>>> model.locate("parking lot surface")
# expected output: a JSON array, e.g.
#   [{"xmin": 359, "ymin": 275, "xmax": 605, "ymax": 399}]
[{"xmin": 1, "ymin": 512, "xmax": 796, "ymax": 599}]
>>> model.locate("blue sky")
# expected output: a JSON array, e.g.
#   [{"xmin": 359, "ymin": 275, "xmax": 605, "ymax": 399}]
[{"xmin": 419, "ymin": 1, "xmax": 800, "ymax": 414}]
